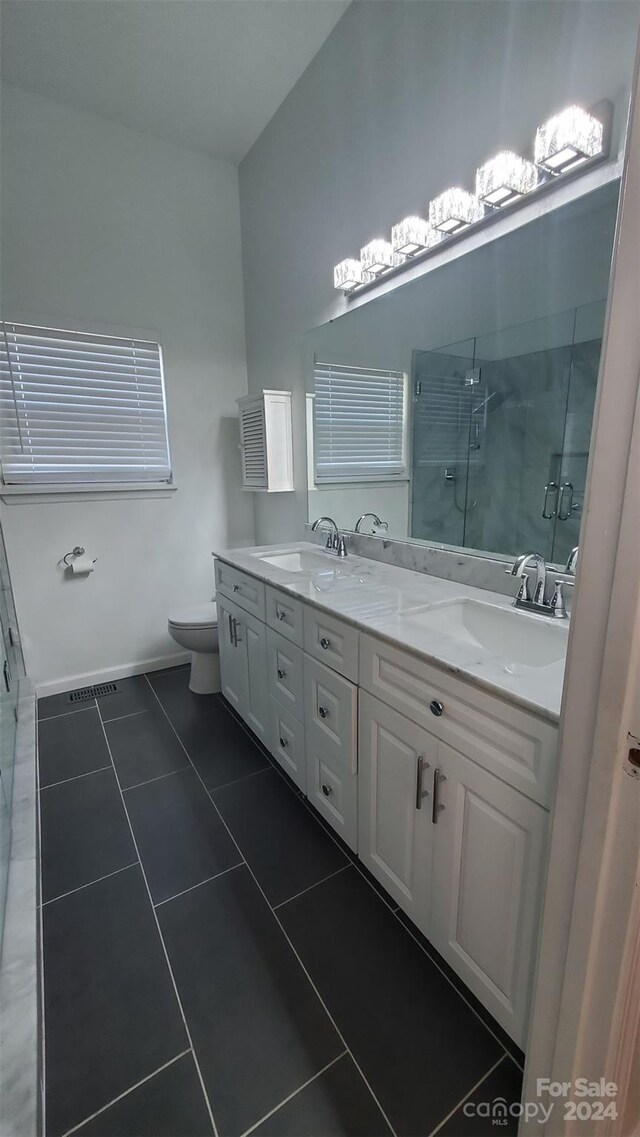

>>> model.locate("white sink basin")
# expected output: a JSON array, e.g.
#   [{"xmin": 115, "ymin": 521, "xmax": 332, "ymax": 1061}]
[
  {"xmin": 404, "ymin": 598, "xmax": 568, "ymax": 668},
  {"xmin": 252, "ymin": 548, "xmax": 343, "ymax": 574}
]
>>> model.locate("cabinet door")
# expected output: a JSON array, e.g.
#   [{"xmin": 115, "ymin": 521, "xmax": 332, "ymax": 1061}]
[
  {"xmin": 430, "ymin": 742, "xmax": 548, "ymax": 1047},
  {"xmin": 358, "ymin": 691, "xmax": 434, "ymax": 933},
  {"xmin": 241, "ymin": 609, "xmax": 268, "ymax": 742},
  {"xmin": 217, "ymin": 598, "xmax": 248, "ymax": 715}
]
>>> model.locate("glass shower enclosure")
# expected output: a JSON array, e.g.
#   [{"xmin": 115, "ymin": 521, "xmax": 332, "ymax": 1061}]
[{"xmin": 410, "ymin": 300, "xmax": 606, "ymax": 566}]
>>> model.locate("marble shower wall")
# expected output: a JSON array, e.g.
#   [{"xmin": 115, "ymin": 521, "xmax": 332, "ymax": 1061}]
[{"xmin": 410, "ymin": 331, "xmax": 602, "ymax": 564}]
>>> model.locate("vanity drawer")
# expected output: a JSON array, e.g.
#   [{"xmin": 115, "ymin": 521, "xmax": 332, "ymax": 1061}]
[
  {"xmin": 266, "ymin": 628, "xmax": 304, "ymax": 718},
  {"xmin": 304, "ymin": 607, "xmax": 358, "ymax": 682},
  {"xmin": 266, "ymin": 587, "xmax": 304, "ymax": 647},
  {"xmin": 303, "ymin": 656, "xmax": 357, "ymax": 775},
  {"xmin": 269, "ymin": 700, "xmax": 306, "ymax": 794},
  {"xmin": 306, "ymin": 731, "xmax": 357, "ymax": 853},
  {"xmin": 359, "ymin": 633, "xmax": 557, "ymax": 807},
  {"xmin": 215, "ymin": 561, "xmax": 265, "ymax": 622}
]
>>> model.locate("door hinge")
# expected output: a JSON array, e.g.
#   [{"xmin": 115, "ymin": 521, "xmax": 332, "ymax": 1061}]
[{"xmin": 415, "ymin": 380, "xmax": 422, "ymax": 397}]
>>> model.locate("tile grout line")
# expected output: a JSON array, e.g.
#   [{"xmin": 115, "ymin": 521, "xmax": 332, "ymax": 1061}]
[
  {"xmin": 215, "ymin": 692, "xmax": 527, "ymax": 1070},
  {"xmin": 426, "ymin": 1053, "xmax": 508, "ymax": 1137},
  {"xmin": 39, "ymin": 764, "xmax": 113, "ymax": 792},
  {"xmin": 390, "ymin": 908, "xmax": 525, "ymax": 1071},
  {"xmin": 206, "ymin": 764, "xmax": 272, "ymax": 794},
  {"xmin": 99, "ymin": 708, "xmax": 150, "ymax": 725},
  {"xmin": 123, "ymin": 763, "xmax": 192, "ymax": 793},
  {"xmin": 154, "ymin": 862, "xmax": 245, "ymax": 908},
  {"xmin": 143, "ymin": 674, "xmax": 399, "ymax": 1137},
  {"xmin": 37, "ymin": 701, "xmax": 96, "ymax": 722},
  {"xmin": 60, "ymin": 1049, "xmax": 192, "ymax": 1137},
  {"xmin": 41, "ymin": 861, "xmax": 140, "ymax": 907},
  {"xmin": 272, "ymin": 864, "xmax": 351, "ymax": 910},
  {"xmin": 96, "ymin": 698, "xmax": 220, "ymax": 1137},
  {"xmin": 238, "ymin": 1050, "xmax": 349, "ymax": 1137}
]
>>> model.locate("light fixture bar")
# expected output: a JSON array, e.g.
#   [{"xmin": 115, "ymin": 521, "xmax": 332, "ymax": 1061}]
[
  {"xmin": 333, "ymin": 258, "xmax": 363, "ymax": 293},
  {"xmin": 360, "ymin": 238, "xmax": 399, "ymax": 277}
]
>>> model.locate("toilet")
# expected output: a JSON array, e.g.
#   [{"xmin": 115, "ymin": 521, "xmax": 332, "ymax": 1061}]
[{"xmin": 167, "ymin": 601, "xmax": 220, "ymax": 695}]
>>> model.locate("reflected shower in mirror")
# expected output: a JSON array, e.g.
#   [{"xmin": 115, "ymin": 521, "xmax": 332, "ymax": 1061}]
[{"xmin": 305, "ymin": 179, "xmax": 619, "ymax": 568}]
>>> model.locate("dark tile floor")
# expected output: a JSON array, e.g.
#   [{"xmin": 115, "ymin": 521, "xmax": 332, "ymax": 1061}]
[{"xmin": 38, "ymin": 666, "xmax": 524, "ymax": 1137}]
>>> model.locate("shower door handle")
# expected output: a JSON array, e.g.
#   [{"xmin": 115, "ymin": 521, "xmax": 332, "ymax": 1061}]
[
  {"xmin": 557, "ymin": 482, "xmax": 574, "ymax": 521},
  {"xmin": 542, "ymin": 482, "xmax": 559, "ymax": 519}
]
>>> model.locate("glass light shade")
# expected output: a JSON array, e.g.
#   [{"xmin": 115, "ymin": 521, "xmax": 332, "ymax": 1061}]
[
  {"xmin": 333, "ymin": 258, "xmax": 363, "ymax": 293},
  {"xmin": 360, "ymin": 239, "xmax": 399, "ymax": 276},
  {"xmin": 429, "ymin": 188, "xmax": 484, "ymax": 234},
  {"xmin": 475, "ymin": 151, "xmax": 538, "ymax": 206},
  {"xmin": 391, "ymin": 216, "xmax": 442, "ymax": 256},
  {"xmin": 534, "ymin": 106, "xmax": 604, "ymax": 173}
]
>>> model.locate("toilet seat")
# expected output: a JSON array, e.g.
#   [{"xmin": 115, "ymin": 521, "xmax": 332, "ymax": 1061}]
[{"xmin": 168, "ymin": 601, "xmax": 218, "ymax": 630}]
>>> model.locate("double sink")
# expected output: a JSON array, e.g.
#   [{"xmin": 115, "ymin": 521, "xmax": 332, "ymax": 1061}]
[{"xmin": 251, "ymin": 548, "xmax": 568, "ymax": 671}]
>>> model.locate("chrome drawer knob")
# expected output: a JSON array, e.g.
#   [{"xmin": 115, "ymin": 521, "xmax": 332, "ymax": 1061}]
[
  {"xmin": 318, "ymin": 706, "xmax": 328, "ymax": 719},
  {"xmin": 322, "ymin": 784, "xmax": 332, "ymax": 797},
  {"xmin": 430, "ymin": 700, "xmax": 444, "ymax": 717},
  {"xmin": 277, "ymin": 668, "xmax": 286, "ymax": 680},
  {"xmin": 279, "ymin": 737, "xmax": 287, "ymax": 748},
  {"xmin": 232, "ymin": 584, "xmax": 239, "ymax": 592},
  {"xmin": 320, "ymin": 637, "xmax": 331, "ymax": 650},
  {"xmin": 276, "ymin": 610, "xmax": 286, "ymax": 621}
]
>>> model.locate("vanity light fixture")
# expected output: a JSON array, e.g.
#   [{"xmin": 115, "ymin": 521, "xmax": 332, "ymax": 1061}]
[
  {"xmin": 360, "ymin": 238, "xmax": 398, "ymax": 277},
  {"xmin": 333, "ymin": 258, "xmax": 364, "ymax": 293},
  {"xmin": 534, "ymin": 105, "xmax": 604, "ymax": 174},
  {"xmin": 476, "ymin": 151, "xmax": 538, "ymax": 207},
  {"xmin": 429, "ymin": 187, "xmax": 484, "ymax": 234},
  {"xmin": 391, "ymin": 215, "xmax": 442, "ymax": 256}
]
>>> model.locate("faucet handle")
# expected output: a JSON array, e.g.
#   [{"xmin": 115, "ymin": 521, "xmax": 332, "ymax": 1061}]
[
  {"xmin": 336, "ymin": 535, "xmax": 347, "ymax": 558},
  {"xmin": 550, "ymin": 579, "xmax": 574, "ymax": 619},
  {"xmin": 325, "ymin": 533, "xmax": 334, "ymax": 550}
]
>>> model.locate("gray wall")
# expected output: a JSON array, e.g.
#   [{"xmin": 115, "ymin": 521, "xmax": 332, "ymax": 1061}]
[{"xmin": 239, "ymin": 0, "xmax": 640, "ymax": 544}]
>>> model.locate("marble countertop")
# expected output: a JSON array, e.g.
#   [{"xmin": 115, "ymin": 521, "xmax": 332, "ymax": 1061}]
[{"xmin": 213, "ymin": 542, "xmax": 567, "ymax": 723}]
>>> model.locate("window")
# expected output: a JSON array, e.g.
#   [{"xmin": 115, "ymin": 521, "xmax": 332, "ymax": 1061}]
[
  {"xmin": 313, "ymin": 361, "xmax": 407, "ymax": 483},
  {"xmin": 0, "ymin": 322, "xmax": 172, "ymax": 486}
]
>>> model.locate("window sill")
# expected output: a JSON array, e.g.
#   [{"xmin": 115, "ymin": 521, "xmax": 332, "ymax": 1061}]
[{"xmin": 1, "ymin": 482, "xmax": 178, "ymax": 504}]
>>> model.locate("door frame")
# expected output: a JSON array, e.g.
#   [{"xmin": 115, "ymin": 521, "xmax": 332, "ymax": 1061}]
[{"xmin": 522, "ymin": 38, "xmax": 640, "ymax": 1136}]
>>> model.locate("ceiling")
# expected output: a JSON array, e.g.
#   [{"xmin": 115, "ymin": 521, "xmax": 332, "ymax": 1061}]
[{"xmin": 0, "ymin": 0, "xmax": 350, "ymax": 164}]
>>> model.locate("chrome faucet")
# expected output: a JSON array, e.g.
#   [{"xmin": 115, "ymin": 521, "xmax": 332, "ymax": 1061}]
[
  {"xmin": 310, "ymin": 516, "xmax": 348, "ymax": 558},
  {"xmin": 507, "ymin": 550, "xmax": 573, "ymax": 618},
  {"xmin": 509, "ymin": 551, "xmax": 547, "ymax": 605},
  {"xmin": 565, "ymin": 546, "xmax": 579, "ymax": 574},
  {"xmin": 354, "ymin": 513, "xmax": 389, "ymax": 534}
]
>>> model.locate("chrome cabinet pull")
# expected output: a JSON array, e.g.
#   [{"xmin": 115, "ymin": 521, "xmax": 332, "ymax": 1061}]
[
  {"xmin": 318, "ymin": 705, "xmax": 328, "ymax": 719},
  {"xmin": 415, "ymin": 754, "xmax": 430, "ymax": 809},
  {"xmin": 232, "ymin": 617, "xmax": 242, "ymax": 645},
  {"xmin": 277, "ymin": 667, "xmax": 286, "ymax": 680},
  {"xmin": 557, "ymin": 481, "xmax": 574, "ymax": 521},
  {"xmin": 276, "ymin": 609, "xmax": 286, "ymax": 621},
  {"xmin": 321, "ymin": 783, "xmax": 332, "ymax": 797},
  {"xmin": 542, "ymin": 482, "xmax": 559, "ymax": 519},
  {"xmin": 228, "ymin": 613, "xmax": 235, "ymax": 645},
  {"xmin": 430, "ymin": 700, "xmax": 444, "ymax": 717},
  {"xmin": 279, "ymin": 736, "xmax": 287, "ymax": 748},
  {"xmin": 320, "ymin": 637, "xmax": 331, "ymax": 650},
  {"xmin": 432, "ymin": 768, "xmax": 447, "ymax": 823},
  {"xmin": 232, "ymin": 583, "xmax": 240, "ymax": 592}
]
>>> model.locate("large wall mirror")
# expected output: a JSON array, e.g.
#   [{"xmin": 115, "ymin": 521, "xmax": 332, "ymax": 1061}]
[{"xmin": 304, "ymin": 179, "xmax": 619, "ymax": 569}]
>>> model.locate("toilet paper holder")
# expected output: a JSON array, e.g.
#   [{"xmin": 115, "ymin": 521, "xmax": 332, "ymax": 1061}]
[{"xmin": 63, "ymin": 546, "xmax": 97, "ymax": 567}]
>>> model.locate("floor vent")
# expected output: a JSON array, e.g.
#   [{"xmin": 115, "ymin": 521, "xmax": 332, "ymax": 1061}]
[{"xmin": 68, "ymin": 682, "xmax": 118, "ymax": 703}]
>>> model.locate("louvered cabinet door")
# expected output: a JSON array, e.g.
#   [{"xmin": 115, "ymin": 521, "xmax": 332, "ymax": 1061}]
[{"xmin": 239, "ymin": 399, "xmax": 268, "ymax": 488}]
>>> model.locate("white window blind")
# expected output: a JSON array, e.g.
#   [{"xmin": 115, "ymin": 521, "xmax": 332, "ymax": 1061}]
[
  {"xmin": 0, "ymin": 322, "xmax": 172, "ymax": 485},
  {"xmin": 314, "ymin": 362, "xmax": 407, "ymax": 483}
]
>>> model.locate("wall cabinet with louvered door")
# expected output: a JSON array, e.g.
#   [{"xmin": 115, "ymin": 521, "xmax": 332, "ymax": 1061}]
[{"xmin": 237, "ymin": 390, "xmax": 294, "ymax": 492}]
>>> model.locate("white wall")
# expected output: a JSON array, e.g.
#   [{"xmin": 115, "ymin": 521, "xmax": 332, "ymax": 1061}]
[
  {"xmin": 239, "ymin": 0, "xmax": 640, "ymax": 544},
  {"xmin": 1, "ymin": 84, "xmax": 254, "ymax": 691}
]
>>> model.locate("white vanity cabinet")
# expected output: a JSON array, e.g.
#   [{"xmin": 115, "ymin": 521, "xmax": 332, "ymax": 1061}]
[
  {"xmin": 215, "ymin": 555, "xmax": 557, "ymax": 1047},
  {"xmin": 216, "ymin": 594, "xmax": 268, "ymax": 743}
]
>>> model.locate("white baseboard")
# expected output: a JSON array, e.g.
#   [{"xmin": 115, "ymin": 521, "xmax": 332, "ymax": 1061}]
[{"xmin": 35, "ymin": 652, "xmax": 191, "ymax": 698}]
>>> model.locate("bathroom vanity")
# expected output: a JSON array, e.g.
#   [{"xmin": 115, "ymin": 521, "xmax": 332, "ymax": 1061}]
[{"xmin": 214, "ymin": 542, "xmax": 565, "ymax": 1049}]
